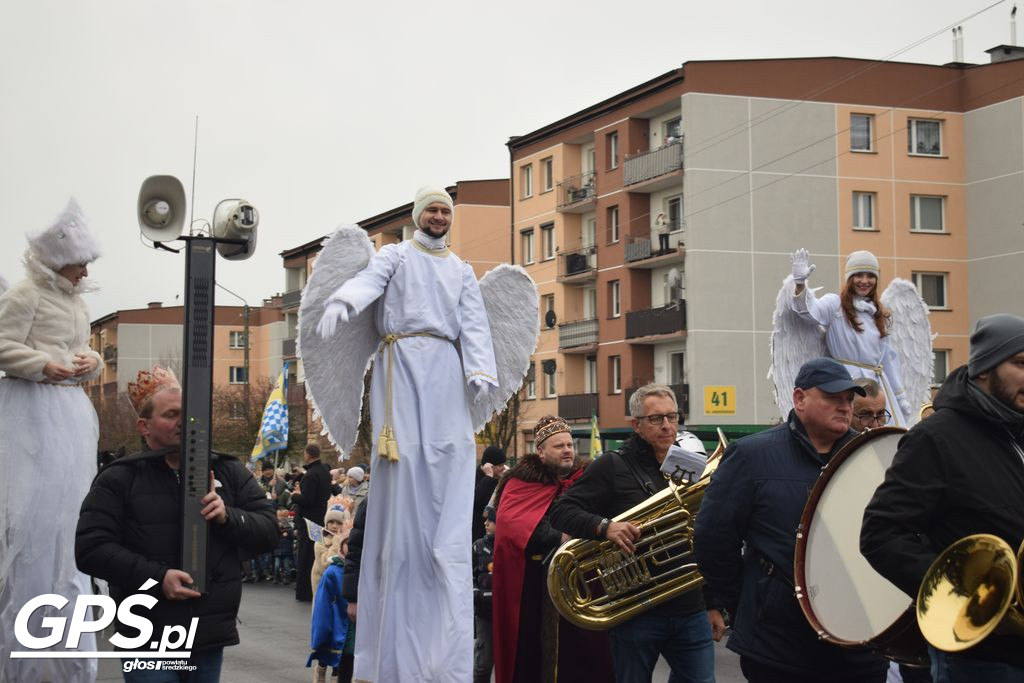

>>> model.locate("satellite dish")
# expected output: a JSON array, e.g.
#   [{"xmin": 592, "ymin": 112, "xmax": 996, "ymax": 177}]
[
  {"xmin": 542, "ymin": 359, "xmax": 557, "ymax": 375},
  {"xmin": 545, "ymin": 310, "xmax": 557, "ymax": 328}
]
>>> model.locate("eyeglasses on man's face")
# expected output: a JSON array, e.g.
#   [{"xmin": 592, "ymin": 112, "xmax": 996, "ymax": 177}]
[
  {"xmin": 637, "ymin": 412, "xmax": 682, "ymax": 426},
  {"xmin": 854, "ymin": 410, "xmax": 891, "ymax": 427}
]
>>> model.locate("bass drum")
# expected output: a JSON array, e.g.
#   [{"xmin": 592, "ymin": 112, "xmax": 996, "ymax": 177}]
[{"xmin": 793, "ymin": 427, "xmax": 929, "ymax": 667}]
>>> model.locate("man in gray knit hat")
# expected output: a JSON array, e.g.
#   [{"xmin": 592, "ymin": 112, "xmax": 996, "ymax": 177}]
[{"xmin": 862, "ymin": 314, "xmax": 1024, "ymax": 680}]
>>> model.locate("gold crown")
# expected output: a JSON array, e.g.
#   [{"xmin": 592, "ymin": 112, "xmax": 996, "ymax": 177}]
[
  {"xmin": 534, "ymin": 415, "xmax": 570, "ymax": 447},
  {"xmin": 128, "ymin": 365, "xmax": 181, "ymax": 415}
]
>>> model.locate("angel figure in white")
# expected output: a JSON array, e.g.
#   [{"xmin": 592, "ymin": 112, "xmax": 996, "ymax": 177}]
[
  {"xmin": 769, "ymin": 248, "xmax": 933, "ymax": 427},
  {"xmin": 300, "ymin": 186, "xmax": 538, "ymax": 683}
]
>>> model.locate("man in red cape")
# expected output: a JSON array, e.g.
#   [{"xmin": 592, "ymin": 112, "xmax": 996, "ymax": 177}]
[{"xmin": 491, "ymin": 415, "xmax": 614, "ymax": 683}]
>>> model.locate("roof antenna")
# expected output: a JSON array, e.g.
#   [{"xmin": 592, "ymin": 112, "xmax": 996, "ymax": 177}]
[{"xmin": 1012, "ymin": 5, "xmax": 1018, "ymax": 46}]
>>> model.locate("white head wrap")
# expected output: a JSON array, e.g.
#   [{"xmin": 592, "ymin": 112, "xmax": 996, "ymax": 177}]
[{"xmin": 27, "ymin": 198, "xmax": 102, "ymax": 270}]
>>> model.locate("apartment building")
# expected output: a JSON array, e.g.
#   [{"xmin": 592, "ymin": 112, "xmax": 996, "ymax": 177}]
[
  {"xmin": 279, "ymin": 179, "xmax": 511, "ymax": 453},
  {"xmin": 87, "ymin": 300, "xmax": 287, "ymax": 406},
  {"xmin": 508, "ymin": 50, "xmax": 1024, "ymax": 452}
]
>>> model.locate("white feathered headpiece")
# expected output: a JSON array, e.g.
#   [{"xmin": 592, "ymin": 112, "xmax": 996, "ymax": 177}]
[{"xmin": 26, "ymin": 198, "xmax": 102, "ymax": 270}]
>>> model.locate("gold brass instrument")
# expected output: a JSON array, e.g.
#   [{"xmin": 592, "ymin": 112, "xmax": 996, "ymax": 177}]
[
  {"xmin": 547, "ymin": 429, "xmax": 728, "ymax": 630},
  {"xmin": 916, "ymin": 534, "xmax": 1024, "ymax": 651}
]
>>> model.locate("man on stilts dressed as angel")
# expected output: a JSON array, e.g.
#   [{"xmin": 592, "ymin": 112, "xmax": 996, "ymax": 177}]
[{"xmin": 299, "ymin": 186, "xmax": 538, "ymax": 682}]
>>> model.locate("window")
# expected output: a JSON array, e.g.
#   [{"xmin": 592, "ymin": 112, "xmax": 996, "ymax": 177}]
[
  {"xmin": 545, "ymin": 369, "xmax": 557, "ymax": 398},
  {"xmin": 609, "ymin": 280, "xmax": 621, "ymax": 318},
  {"xmin": 610, "ymin": 355, "xmax": 622, "ymax": 394},
  {"xmin": 932, "ymin": 349, "xmax": 950, "ymax": 386},
  {"xmin": 664, "ymin": 117, "xmax": 682, "ymax": 142},
  {"xmin": 525, "ymin": 438, "xmax": 536, "ymax": 455},
  {"xmin": 607, "ymin": 206, "xmax": 620, "ymax": 244},
  {"xmin": 542, "ymin": 293, "xmax": 555, "ymax": 320},
  {"xmin": 229, "ymin": 330, "xmax": 247, "ymax": 349},
  {"xmin": 229, "ymin": 366, "xmax": 248, "ymax": 384},
  {"xmin": 540, "ymin": 222, "xmax": 555, "ymax": 260},
  {"xmin": 524, "ymin": 363, "xmax": 536, "ymax": 399},
  {"xmin": 541, "ymin": 157, "xmax": 554, "ymax": 192},
  {"xmin": 585, "ymin": 355, "xmax": 598, "ymax": 394},
  {"xmin": 229, "ymin": 401, "xmax": 247, "ymax": 420},
  {"xmin": 669, "ymin": 352, "xmax": 685, "ymax": 384},
  {"xmin": 910, "ymin": 195, "xmax": 945, "ymax": 233},
  {"xmin": 853, "ymin": 192, "xmax": 876, "ymax": 230},
  {"xmin": 583, "ymin": 217, "xmax": 597, "ymax": 248},
  {"xmin": 851, "ymin": 114, "xmax": 874, "ymax": 152},
  {"xmin": 908, "ymin": 118, "xmax": 942, "ymax": 156},
  {"xmin": 607, "ymin": 132, "xmax": 619, "ymax": 169},
  {"xmin": 666, "ymin": 195, "xmax": 683, "ymax": 231},
  {"xmin": 912, "ymin": 272, "xmax": 948, "ymax": 309},
  {"xmin": 583, "ymin": 287, "xmax": 596, "ymax": 319},
  {"xmin": 582, "ymin": 145, "xmax": 595, "ymax": 174},
  {"xmin": 521, "ymin": 164, "xmax": 533, "ymax": 198},
  {"xmin": 521, "ymin": 229, "xmax": 534, "ymax": 264}
]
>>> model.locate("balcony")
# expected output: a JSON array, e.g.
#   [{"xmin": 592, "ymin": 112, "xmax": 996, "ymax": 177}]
[
  {"xmin": 626, "ymin": 302, "xmax": 686, "ymax": 340},
  {"xmin": 282, "ymin": 338, "xmax": 297, "ymax": 358},
  {"xmin": 624, "ymin": 229, "xmax": 685, "ymax": 268},
  {"xmin": 624, "ymin": 140, "xmax": 683, "ymax": 192},
  {"xmin": 559, "ymin": 392, "xmax": 598, "ymax": 421},
  {"xmin": 623, "ymin": 382, "xmax": 689, "ymax": 417},
  {"xmin": 556, "ymin": 172, "xmax": 596, "ymax": 213},
  {"xmin": 282, "ymin": 289, "xmax": 302, "ymax": 310},
  {"xmin": 558, "ymin": 317, "xmax": 598, "ymax": 352},
  {"xmin": 557, "ymin": 245, "xmax": 597, "ymax": 283},
  {"xmin": 103, "ymin": 345, "xmax": 117, "ymax": 362}
]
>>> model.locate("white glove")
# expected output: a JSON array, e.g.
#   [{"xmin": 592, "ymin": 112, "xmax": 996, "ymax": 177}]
[
  {"xmin": 469, "ymin": 377, "xmax": 491, "ymax": 405},
  {"xmin": 790, "ymin": 248, "xmax": 816, "ymax": 284},
  {"xmin": 898, "ymin": 397, "xmax": 912, "ymax": 420},
  {"xmin": 317, "ymin": 301, "xmax": 350, "ymax": 339}
]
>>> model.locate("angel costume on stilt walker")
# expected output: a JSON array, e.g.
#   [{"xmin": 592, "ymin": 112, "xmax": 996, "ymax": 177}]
[
  {"xmin": 299, "ymin": 186, "xmax": 538, "ymax": 682},
  {"xmin": 0, "ymin": 199, "xmax": 102, "ymax": 683},
  {"xmin": 769, "ymin": 248, "xmax": 933, "ymax": 427}
]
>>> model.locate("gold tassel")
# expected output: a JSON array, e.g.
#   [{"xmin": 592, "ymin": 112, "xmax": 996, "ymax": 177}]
[{"xmin": 378, "ymin": 425, "xmax": 400, "ymax": 462}]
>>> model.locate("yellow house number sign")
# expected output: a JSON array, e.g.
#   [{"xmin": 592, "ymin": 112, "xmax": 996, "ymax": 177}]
[{"xmin": 703, "ymin": 386, "xmax": 736, "ymax": 415}]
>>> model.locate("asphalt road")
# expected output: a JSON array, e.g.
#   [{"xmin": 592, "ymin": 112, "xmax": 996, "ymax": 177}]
[{"xmin": 97, "ymin": 581, "xmax": 745, "ymax": 682}]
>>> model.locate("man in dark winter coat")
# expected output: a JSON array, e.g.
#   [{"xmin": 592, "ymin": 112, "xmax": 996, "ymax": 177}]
[
  {"xmin": 292, "ymin": 443, "xmax": 332, "ymax": 601},
  {"xmin": 75, "ymin": 366, "xmax": 277, "ymax": 680},
  {"xmin": 862, "ymin": 314, "xmax": 1024, "ymax": 681},
  {"xmin": 694, "ymin": 359, "xmax": 887, "ymax": 682},
  {"xmin": 549, "ymin": 385, "xmax": 715, "ymax": 683}
]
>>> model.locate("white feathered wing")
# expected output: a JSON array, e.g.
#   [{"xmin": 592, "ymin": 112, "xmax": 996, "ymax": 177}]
[
  {"xmin": 469, "ymin": 264, "xmax": 539, "ymax": 432},
  {"xmin": 881, "ymin": 278, "xmax": 934, "ymax": 426},
  {"xmin": 297, "ymin": 225, "xmax": 379, "ymax": 456},
  {"xmin": 768, "ymin": 275, "xmax": 828, "ymax": 418}
]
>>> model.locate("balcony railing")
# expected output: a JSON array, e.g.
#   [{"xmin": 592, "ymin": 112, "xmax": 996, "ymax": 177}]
[
  {"xmin": 625, "ymin": 302, "xmax": 686, "ymax": 339},
  {"xmin": 558, "ymin": 317, "xmax": 598, "ymax": 349},
  {"xmin": 556, "ymin": 172, "xmax": 596, "ymax": 210},
  {"xmin": 282, "ymin": 289, "xmax": 302, "ymax": 309},
  {"xmin": 103, "ymin": 345, "xmax": 117, "ymax": 362},
  {"xmin": 559, "ymin": 392, "xmax": 598, "ymax": 420},
  {"xmin": 558, "ymin": 245, "xmax": 597, "ymax": 280},
  {"xmin": 282, "ymin": 338, "xmax": 297, "ymax": 357},
  {"xmin": 623, "ymin": 382, "xmax": 689, "ymax": 416},
  {"xmin": 624, "ymin": 140, "xmax": 683, "ymax": 186}
]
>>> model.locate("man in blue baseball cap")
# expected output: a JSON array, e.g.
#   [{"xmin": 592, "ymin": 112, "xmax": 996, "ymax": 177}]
[{"xmin": 695, "ymin": 357, "xmax": 888, "ymax": 682}]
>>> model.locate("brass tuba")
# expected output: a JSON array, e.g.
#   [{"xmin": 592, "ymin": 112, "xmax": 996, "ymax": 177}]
[
  {"xmin": 916, "ymin": 534, "xmax": 1024, "ymax": 651},
  {"xmin": 547, "ymin": 429, "xmax": 728, "ymax": 630}
]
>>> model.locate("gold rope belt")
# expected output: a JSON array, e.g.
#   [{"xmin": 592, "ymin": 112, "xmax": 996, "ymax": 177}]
[
  {"xmin": 377, "ymin": 332, "xmax": 452, "ymax": 462},
  {"xmin": 834, "ymin": 357, "xmax": 883, "ymax": 374}
]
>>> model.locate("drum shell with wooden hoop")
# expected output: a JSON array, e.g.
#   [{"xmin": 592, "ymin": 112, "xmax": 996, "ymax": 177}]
[{"xmin": 793, "ymin": 427, "xmax": 929, "ymax": 667}]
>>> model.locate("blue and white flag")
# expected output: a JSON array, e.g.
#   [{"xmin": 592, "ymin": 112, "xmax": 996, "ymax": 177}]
[
  {"xmin": 305, "ymin": 518, "xmax": 325, "ymax": 543},
  {"xmin": 251, "ymin": 362, "xmax": 289, "ymax": 461}
]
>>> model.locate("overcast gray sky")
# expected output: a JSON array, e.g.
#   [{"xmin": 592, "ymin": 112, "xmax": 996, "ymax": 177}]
[{"xmin": 0, "ymin": 0, "xmax": 1013, "ymax": 319}]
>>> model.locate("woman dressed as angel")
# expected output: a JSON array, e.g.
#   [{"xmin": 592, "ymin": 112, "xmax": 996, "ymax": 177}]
[{"xmin": 783, "ymin": 248, "xmax": 928, "ymax": 427}]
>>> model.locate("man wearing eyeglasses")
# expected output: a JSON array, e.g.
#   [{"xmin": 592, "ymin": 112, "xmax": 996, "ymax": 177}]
[
  {"xmin": 549, "ymin": 384, "xmax": 715, "ymax": 683},
  {"xmin": 852, "ymin": 378, "xmax": 891, "ymax": 432}
]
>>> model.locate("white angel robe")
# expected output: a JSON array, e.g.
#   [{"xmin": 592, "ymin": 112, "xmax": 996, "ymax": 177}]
[
  {"xmin": 326, "ymin": 233, "xmax": 497, "ymax": 682},
  {"xmin": 790, "ymin": 288, "xmax": 910, "ymax": 426}
]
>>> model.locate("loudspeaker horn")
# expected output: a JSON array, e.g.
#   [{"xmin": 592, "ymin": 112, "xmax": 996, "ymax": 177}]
[{"xmin": 137, "ymin": 175, "xmax": 187, "ymax": 242}]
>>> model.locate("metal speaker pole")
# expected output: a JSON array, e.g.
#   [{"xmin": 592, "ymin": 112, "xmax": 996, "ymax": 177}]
[{"xmin": 180, "ymin": 236, "xmax": 216, "ymax": 594}]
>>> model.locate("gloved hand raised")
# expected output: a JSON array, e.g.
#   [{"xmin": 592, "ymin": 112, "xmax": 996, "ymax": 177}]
[
  {"xmin": 317, "ymin": 301, "xmax": 350, "ymax": 339},
  {"xmin": 790, "ymin": 248, "xmax": 816, "ymax": 284}
]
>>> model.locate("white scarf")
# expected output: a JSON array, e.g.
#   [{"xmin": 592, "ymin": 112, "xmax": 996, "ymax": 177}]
[{"xmin": 413, "ymin": 229, "xmax": 447, "ymax": 250}]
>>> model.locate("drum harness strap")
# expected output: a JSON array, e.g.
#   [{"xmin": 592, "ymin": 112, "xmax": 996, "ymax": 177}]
[{"xmin": 755, "ymin": 549, "xmax": 794, "ymax": 589}]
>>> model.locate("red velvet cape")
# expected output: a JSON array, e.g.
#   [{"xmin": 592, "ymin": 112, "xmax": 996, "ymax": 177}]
[{"xmin": 491, "ymin": 469, "xmax": 583, "ymax": 683}]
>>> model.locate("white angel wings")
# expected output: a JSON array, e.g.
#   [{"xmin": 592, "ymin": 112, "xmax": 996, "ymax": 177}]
[
  {"xmin": 298, "ymin": 225, "xmax": 539, "ymax": 456},
  {"xmin": 768, "ymin": 276, "xmax": 933, "ymax": 422}
]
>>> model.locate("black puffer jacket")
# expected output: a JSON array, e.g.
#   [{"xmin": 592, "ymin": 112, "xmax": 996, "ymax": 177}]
[
  {"xmin": 862, "ymin": 365, "xmax": 1024, "ymax": 667},
  {"xmin": 341, "ymin": 497, "xmax": 367, "ymax": 603},
  {"xmin": 75, "ymin": 450, "xmax": 277, "ymax": 652}
]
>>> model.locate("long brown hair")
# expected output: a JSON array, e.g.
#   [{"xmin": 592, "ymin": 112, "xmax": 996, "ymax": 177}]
[{"xmin": 840, "ymin": 277, "xmax": 889, "ymax": 337}]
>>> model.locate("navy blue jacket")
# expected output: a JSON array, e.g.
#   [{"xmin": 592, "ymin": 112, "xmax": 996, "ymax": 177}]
[{"xmin": 694, "ymin": 413, "xmax": 886, "ymax": 677}]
